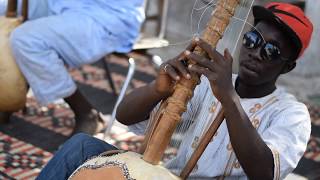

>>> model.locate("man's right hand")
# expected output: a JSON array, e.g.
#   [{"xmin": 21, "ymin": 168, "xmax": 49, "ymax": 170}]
[
  {"xmin": 154, "ymin": 40, "xmax": 197, "ymax": 97},
  {"xmin": 116, "ymin": 39, "xmax": 197, "ymax": 125}
]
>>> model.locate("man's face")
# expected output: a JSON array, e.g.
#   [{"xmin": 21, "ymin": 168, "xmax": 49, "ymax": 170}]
[{"xmin": 238, "ymin": 21, "xmax": 293, "ymax": 86}]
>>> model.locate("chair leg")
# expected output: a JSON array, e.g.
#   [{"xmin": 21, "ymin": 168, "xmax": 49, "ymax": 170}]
[
  {"xmin": 102, "ymin": 57, "xmax": 117, "ymax": 95},
  {"xmin": 104, "ymin": 57, "xmax": 136, "ymax": 137}
]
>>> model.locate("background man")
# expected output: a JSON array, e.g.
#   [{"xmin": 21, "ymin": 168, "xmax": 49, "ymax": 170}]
[{"xmin": 0, "ymin": 0, "xmax": 144, "ymax": 134}]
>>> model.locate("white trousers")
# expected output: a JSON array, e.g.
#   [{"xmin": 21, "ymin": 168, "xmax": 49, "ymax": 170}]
[{"xmin": 1, "ymin": 1, "xmax": 127, "ymax": 105}]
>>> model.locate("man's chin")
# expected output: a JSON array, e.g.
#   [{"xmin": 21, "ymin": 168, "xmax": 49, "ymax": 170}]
[{"xmin": 237, "ymin": 72, "xmax": 260, "ymax": 86}]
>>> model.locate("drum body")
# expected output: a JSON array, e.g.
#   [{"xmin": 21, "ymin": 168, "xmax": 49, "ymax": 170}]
[
  {"xmin": 0, "ymin": 17, "xmax": 27, "ymax": 112},
  {"xmin": 68, "ymin": 151, "xmax": 181, "ymax": 180}
]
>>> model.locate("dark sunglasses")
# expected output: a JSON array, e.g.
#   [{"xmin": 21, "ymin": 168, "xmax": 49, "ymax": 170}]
[{"xmin": 242, "ymin": 31, "xmax": 290, "ymax": 62}]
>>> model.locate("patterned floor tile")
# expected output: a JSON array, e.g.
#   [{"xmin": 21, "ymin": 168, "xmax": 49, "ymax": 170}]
[{"xmin": 0, "ymin": 132, "xmax": 52, "ymax": 180}]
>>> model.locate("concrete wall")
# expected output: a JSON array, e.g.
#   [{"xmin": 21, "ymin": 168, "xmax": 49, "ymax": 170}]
[{"xmin": 292, "ymin": 0, "xmax": 320, "ymax": 76}]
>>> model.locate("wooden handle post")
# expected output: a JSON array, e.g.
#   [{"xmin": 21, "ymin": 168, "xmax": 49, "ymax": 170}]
[{"xmin": 180, "ymin": 109, "xmax": 225, "ymax": 179}]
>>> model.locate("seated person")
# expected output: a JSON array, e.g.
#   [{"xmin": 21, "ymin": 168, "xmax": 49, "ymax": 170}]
[
  {"xmin": 36, "ymin": 2, "xmax": 313, "ymax": 180},
  {"xmin": 0, "ymin": 0, "xmax": 145, "ymax": 134}
]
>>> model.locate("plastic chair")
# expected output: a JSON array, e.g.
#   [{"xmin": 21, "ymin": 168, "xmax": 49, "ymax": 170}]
[{"xmin": 103, "ymin": 0, "xmax": 170, "ymax": 136}]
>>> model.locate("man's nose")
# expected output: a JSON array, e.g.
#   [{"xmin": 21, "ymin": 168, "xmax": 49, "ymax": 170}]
[{"xmin": 248, "ymin": 47, "xmax": 262, "ymax": 62}]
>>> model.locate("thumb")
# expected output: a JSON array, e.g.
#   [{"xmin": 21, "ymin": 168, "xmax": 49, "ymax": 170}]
[{"xmin": 224, "ymin": 48, "xmax": 233, "ymax": 62}]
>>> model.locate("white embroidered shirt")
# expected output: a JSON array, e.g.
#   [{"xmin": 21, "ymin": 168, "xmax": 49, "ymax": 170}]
[{"xmin": 129, "ymin": 75, "xmax": 311, "ymax": 180}]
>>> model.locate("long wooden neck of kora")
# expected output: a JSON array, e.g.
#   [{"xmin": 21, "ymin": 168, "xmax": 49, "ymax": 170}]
[{"xmin": 142, "ymin": 0, "xmax": 240, "ymax": 165}]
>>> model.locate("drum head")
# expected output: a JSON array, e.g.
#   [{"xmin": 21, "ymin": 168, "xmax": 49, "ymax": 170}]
[{"xmin": 69, "ymin": 151, "xmax": 181, "ymax": 180}]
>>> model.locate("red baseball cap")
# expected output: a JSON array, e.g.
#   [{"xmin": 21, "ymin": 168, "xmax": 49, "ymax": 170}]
[{"xmin": 253, "ymin": 2, "xmax": 313, "ymax": 59}]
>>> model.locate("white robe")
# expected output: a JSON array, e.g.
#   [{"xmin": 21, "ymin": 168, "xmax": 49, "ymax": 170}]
[{"xmin": 129, "ymin": 75, "xmax": 311, "ymax": 180}]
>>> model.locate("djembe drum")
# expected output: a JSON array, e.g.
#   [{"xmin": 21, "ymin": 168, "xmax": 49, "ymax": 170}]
[
  {"xmin": 69, "ymin": 150, "xmax": 180, "ymax": 180},
  {"xmin": 68, "ymin": 0, "xmax": 245, "ymax": 179},
  {"xmin": 0, "ymin": 0, "xmax": 28, "ymax": 112}
]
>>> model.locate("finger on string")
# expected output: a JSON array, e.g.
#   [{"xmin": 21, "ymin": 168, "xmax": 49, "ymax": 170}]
[
  {"xmin": 165, "ymin": 64, "xmax": 181, "ymax": 81},
  {"xmin": 174, "ymin": 39, "xmax": 198, "ymax": 70},
  {"xmin": 188, "ymin": 64, "xmax": 212, "ymax": 77},
  {"xmin": 180, "ymin": 39, "xmax": 197, "ymax": 59},
  {"xmin": 174, "ymin": 60, "xmax": 191, "ymax": 79},
  {"xmin": 169, "ymin": 40, "xmax": 195, "ymax": 62},
  {"xmin": 186, "ymin": 38, "xmax": 198, "ymax": 51},
  {"xmin": 176, "ymin": 39, "xmax": 197, "ymax": 61},
  {"xmin": 195, "ymin": 38, "xmax": 223, "ymax": 64},
  {"xmin": 224, "ymin": 48, "xmax": 233, "ymax": 62},
  {"xmin": 184, "ymin": 50, "xmax": 215, "ymax": 71}
]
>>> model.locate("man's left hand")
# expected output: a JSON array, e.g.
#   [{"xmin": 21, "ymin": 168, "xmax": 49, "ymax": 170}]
[{"xmin": 185, "ymin": 38, "xmax": 235, "ymax": 103}]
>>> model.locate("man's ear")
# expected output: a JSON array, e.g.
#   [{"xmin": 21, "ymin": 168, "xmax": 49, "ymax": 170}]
[{"xmin": 281, "ymin": 62, "xmax": 296, "ymax": 74}]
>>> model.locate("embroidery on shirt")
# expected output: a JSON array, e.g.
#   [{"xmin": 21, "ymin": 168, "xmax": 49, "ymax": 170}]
[
  {"xmin": 192, "ymin": 136, "xmax": 200, "ymax": 149},
  {"xmin": 233, "ymin": 161, "xmax": 241, "ymax": 169},
  {"xmin": 221, "ymin": 96, "xmax": 279, "ymax": 178},
  {"xmin": 210, "ymin": 102, "xmax": 218, "ymax": 113},
  {"xmin": 269, "ymin": 146, "xmax": 280, "ymax": 180}
]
